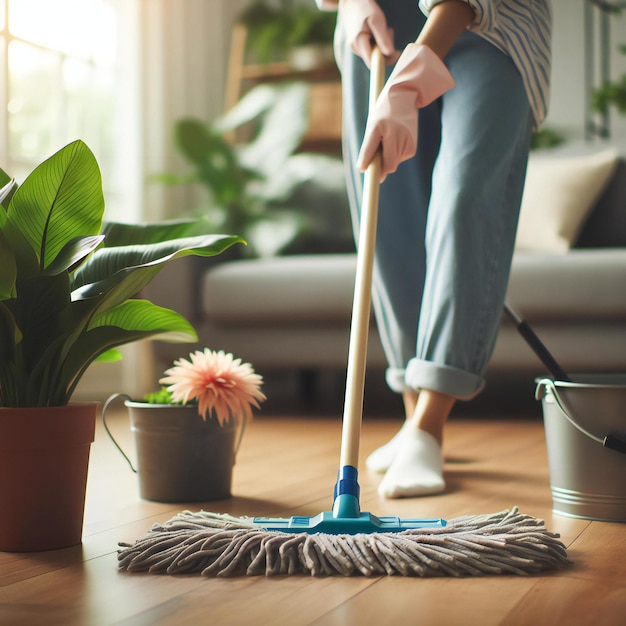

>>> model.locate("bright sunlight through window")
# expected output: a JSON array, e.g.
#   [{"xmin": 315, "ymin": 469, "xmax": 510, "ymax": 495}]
[
  {"xmin": 1, "ymin": 0, "xmax": 128, "ymax": 219},
  {"xmin": 9, "ymin": 0, "xmax": 116, "ymax": 64}
]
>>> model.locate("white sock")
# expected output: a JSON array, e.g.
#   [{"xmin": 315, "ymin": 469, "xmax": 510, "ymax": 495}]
[
  {"xmin": 365, "ymin": 421, "xmax": 411, "ymax": 473},
  {"xmin": 377, "ymin": 429, "xmax": 445, "ymax": 499}
]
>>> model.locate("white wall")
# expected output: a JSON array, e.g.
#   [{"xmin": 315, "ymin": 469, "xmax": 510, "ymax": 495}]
[{"xmin": 137, "ymin": 0, "xmax": 250, "ymax": 223}]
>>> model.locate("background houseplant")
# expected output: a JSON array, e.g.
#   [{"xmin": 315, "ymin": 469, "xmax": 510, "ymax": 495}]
[
  {"xmin": 0, "ymin": 139, "xmax": 243, "ymax": 551},
  {"xmin": 157, "ymin": 81, "xmax": 352, "ymax": 257},
  {"xmin": 238, "ymin": 0, "xmax": 335, "ymax": 67},
  {"xmin": 592, "ymin": 44, "xmax": 626, "ymax": 117}
]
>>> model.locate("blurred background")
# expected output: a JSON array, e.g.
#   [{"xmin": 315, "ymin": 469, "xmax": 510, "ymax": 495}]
[{"xmin": 1, "ymin": 0, "xmax": 625, "ymax": 400}]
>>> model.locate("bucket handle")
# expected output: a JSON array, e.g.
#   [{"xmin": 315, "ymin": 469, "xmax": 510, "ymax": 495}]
[
  {"xmin": 102, "ymin": 393, "xmax": 138, "ymax": 473},
  {"xmin": 101, "ymin": 393, "xmax": 250, "ymax": 473},
  {"xmin": 536, "ymin": 379, "xmax": 626, "ymax": 455}
]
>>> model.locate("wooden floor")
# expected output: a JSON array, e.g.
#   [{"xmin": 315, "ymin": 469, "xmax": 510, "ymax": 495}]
[{"xmin": 1, "ymin": 386, "xmax": 625, "ymax": 625}]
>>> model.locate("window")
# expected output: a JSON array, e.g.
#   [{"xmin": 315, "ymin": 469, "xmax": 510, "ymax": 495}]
[{"xmin": 1, "ymin": 0, "xmax": 135, "ymax": 220}]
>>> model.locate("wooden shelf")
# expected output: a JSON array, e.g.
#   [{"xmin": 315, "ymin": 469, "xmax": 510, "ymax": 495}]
[
  {"xmin": 225, "ymin": 23, "xmax": 342, "ymax": 155},
  {"xmin": 240, "ymin": 60, "xmax": 338, "ymax": 82}
]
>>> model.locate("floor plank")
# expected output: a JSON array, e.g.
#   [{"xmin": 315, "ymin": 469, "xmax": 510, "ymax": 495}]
[
  {"xmin": 503, "ymin": 576, "xmax": 626, "ymax": 626},
  {"xmin": 314, "ymin": 576, "xmax": 539, "ymax": 626}
]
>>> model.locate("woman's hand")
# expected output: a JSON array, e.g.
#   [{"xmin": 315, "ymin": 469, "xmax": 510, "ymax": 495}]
[
  {"xmin": 357, "ymin": 44, "xmax": 454, "ymax": 181},
  {"xmin": 357, "ymin": 2, "xmax": 474, "ymax": 181},
  {"xmin": 338, "ymin": 0, "xmax": 396, "ymax": 68}
]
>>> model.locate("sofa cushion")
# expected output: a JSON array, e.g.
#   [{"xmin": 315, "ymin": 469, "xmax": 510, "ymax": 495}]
[
  {"xmin": 576, "ymin": 157, "xmax": 626, "ymax": 248},
  {"xmin": 515, "ymin": 148, "xmax": 619, "ymax": 253}
]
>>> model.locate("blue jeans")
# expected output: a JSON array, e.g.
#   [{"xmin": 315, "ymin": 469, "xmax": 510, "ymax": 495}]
[{"xmin": 339, "ymin": 3, "xmax": 533, "ymax": 399}]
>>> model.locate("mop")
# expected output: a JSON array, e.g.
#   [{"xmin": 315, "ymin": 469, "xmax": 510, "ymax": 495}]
[{"xmin": 117, "ymin": 48, "xmax": 571, "ymax": 578}]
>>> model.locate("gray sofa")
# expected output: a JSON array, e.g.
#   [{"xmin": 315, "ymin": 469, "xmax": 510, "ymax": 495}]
[{"xmin": 147, "ymin": 151, "xmax": 626, "ymax": 393}]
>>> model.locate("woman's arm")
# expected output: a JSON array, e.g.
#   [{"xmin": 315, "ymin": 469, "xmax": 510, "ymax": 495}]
[{"xmin": 417, "ymin": 0, "xmax": 475, "ymax": 59}]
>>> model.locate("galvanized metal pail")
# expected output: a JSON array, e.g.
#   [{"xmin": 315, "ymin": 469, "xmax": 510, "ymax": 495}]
[
  {"xmin": 536, "ymin": 375, "xmax": 626, "ymax": 522},
  {"xmin": 102, "ymin": 394, "xmax": 244, "ymax": 503}
]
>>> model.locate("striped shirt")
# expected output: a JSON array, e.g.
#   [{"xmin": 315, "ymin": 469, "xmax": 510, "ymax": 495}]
[
  {"xmin": 419, "ymin": 1, "xmax": 552, "ymax": 127},
  {"xmin": 317, "ymin": 1, "xmax": 552, "ymax": 127}
]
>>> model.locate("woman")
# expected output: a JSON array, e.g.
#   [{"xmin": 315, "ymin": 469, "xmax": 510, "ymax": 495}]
[{"xmin": 317, "ymin": 0, "xmax": 552, "ymax": 498}]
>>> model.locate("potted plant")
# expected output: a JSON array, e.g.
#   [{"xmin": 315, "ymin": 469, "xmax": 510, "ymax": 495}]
[
  {"xmin": 0, "ymin": 139, "xmax": 244, "ymax": 551},
  {"xmin": 103, "ymin": 348, "xmax": 266, "ymax": 503},
  {"xmin": 285, "ymin": 3, "xmax": 336, "ymax": 70},
  {"xmin": 237, "ymin": 0, "xmax": 290, "ymax": 64}
]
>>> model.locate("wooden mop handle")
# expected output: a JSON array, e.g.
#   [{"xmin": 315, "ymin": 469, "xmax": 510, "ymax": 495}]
[{"xmin": 339, "ymin": 46, "xmax": 386, "ymax": 469}]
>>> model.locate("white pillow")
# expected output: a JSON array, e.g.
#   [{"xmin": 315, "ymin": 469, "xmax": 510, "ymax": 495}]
[{"xmin": 515, "ymin": 148, "xmax": 619, "ymax": 253}]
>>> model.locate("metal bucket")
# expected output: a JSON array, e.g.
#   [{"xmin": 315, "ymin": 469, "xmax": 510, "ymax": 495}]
[
  {"xmin": 102, "ymin": 394, "xmax": 244, "ymax": 503},
  {"xmin": 536, "ymin": 374, "xmax": 626, "ymax": 522}
]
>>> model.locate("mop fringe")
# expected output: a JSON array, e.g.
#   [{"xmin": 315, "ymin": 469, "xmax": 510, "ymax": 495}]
[{"xmin": 117, "ymin": 507, "xmax": 571, "ymax": 577}]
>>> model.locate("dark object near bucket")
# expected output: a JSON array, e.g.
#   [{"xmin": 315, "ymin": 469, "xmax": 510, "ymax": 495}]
[
  {"xmin": 536, "ymin": 375, "xmax": 626, "ymax": 522},
  {"xmin": 103, "ymin": 395, "xmax": 241, "ymax": 503}
]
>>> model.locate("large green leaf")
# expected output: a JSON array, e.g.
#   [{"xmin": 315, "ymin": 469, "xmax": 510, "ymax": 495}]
[
  {"xmin": 10, "ymin": 273, "xmax": 73, "ymax": 379},
  {"xmin": 95, "ymin": 348, "xmax": 123, "ymax": 362},
  {"xmin": 0, "ymin": 169, "xmax": 10, "ymax": 188},
  {"xmin": 101, "ymin": 219, "xmax": 208, "ymax": 247},
  {"xmin": 0, "ymin": 302, "xmax": 18, "ymax": 406},
  {"xmin": 44, "ymin": 235, "xmax": 105, "ymax": 276},
  {"xmin": 0, "ymin": 180, "xmax": 15, "ymax": 254},
  {"xmin": 23, "ymin": 332, "xmax": 69, "ymax": 406},
  {"xmin": 72, "ymin": 262, "xmax": 162, "ymax": 312},
  {"xmin": 56, "ymin": 300, "xmax": 198, "ymax": 404},
  {"xmin": 8, "ymin": 140, "xmax": 104, "ymax": 270},
  {"xmin": 71, "ymin": 234, "xmax": 243, "ymax": 293},
  {"xmin": 0, "ymin": 178, "xmax": 16, "ymax": 217},
  {"xmin": 0, "ymin": 229, "xmax": 16, "ymax": 300},
  {"xmin": 19, "ymin": 299, "xmax": 101, "ymax": 406},
  {"xmin": 88, "ymin": 299, "xmax": 198, "ymax": 341}
]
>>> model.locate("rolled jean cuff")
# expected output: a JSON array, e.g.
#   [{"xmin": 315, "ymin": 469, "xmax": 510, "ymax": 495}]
[
  {"xmin": 386, "ymin": 368, "xmax": 409, "ymax": 393},
  {"xmin": 403, "ymin": 359, "xmax": 485, "ymax": 400}
]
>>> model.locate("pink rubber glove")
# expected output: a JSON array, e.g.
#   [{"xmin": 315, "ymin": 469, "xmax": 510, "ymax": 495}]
[
  {"xmin": 337, "ymin": 0, "xmax": 396, "ymax": 68},
  {"xmin": 357, "ymin": 44, "xmax": 455, "ymax": 181}
]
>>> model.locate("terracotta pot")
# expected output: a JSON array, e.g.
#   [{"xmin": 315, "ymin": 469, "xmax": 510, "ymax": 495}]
[
  {"xmin": 0, "ymin": 403, "xmax": 97, "ymax": 552},
  {"xmin": 103, "ymin": 397, "xmax": 241, "ymax": 503}
]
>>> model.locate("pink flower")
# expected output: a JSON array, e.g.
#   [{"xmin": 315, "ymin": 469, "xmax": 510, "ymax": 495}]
[{"xmin": 159, "ymin": 349, "xmax": 266, "ymax": 426}]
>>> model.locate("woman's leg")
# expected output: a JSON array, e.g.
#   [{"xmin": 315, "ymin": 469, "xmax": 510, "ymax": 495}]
[
  {"xmin": 379, "ymin": 31, "xmax": 534, "ymax": 498},
  {"xmin": 340, "ymin": 3, "xmax": 435, "ymax": 387}
]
